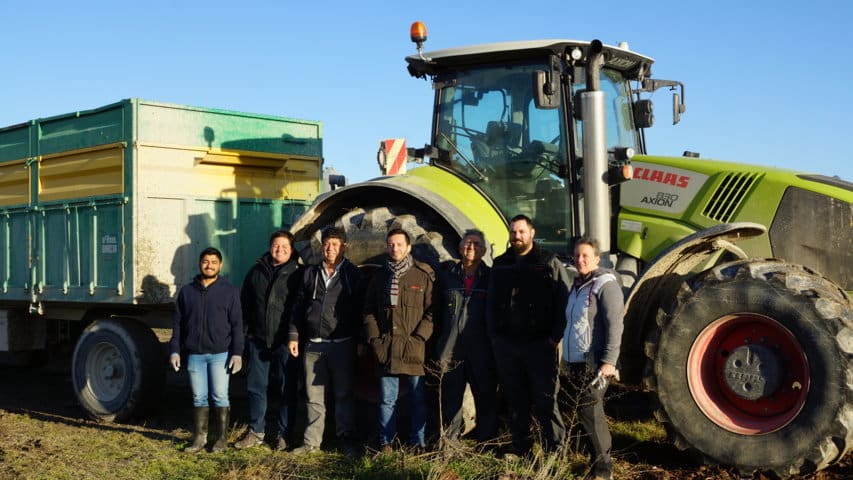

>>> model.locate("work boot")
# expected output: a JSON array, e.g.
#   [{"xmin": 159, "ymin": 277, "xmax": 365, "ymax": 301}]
[
  {"xmin": 185, "ymin": 407, "xmax": 209, "ymax": 454},
  {"xmin": 339, "ymin": 435, "xmax": 360, "ymax": 457},
  {"xmin": 274, "ymin": 434, "xmax": 288, "ymax": 451},
  {"xmin": 210, "ymin": 407, "xmax": 230, "ymax": 453},
  {"xmin": 234, "ymin": 429, "xmax": 265, "ymax": 449}
]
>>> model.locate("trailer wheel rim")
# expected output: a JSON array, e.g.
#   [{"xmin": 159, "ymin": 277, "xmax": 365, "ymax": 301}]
[
  {"xmin": 687, "ymin": 313, "xmax": 809, "ymax": 434},
  {"xmin": 85, "ymin": 341, "xmax": 127, "ymax": 403}
]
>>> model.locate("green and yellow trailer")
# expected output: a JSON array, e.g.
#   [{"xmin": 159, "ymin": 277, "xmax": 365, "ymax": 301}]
[{"xmin": 0, "ymin": 98, "xmax": 323, "ymax": 421}]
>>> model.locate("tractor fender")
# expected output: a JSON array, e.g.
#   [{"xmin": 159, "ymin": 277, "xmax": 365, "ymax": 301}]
[
  {"xmin": 619, "ymin": 222, "xmax": 767, "ymax": 383},
  {"xmin": 290, "ymin": 169, "xmax": 507, "ymax": 265},
  {"xmin": 293, "ymin": 177, "xmax": 473, "ymax": 240}
]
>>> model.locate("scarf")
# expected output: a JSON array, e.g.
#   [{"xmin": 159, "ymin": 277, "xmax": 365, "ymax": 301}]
[{"xmin": 386, "ymin": 254, "xmax": 413, "ymax": 306}]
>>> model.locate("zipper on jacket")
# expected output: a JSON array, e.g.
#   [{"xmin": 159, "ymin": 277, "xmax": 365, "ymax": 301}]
[{"xmin": 200, "ymin": 286, "xmax": 207, "ymax": 352}]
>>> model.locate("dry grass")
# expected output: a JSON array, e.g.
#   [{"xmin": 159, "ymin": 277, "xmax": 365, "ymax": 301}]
[{"xmin": 0, "ymin": 365, "xmax": 849, "ymax": 480}]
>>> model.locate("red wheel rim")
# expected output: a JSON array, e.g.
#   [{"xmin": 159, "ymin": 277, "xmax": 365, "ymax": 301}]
[{"xmin": 687, "ymin": 313, "xmax": 809, "ymax": 434}]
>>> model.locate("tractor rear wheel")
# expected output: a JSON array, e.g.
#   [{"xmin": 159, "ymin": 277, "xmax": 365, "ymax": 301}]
[
  {"xmin": 295, "ymin": 204, "xmax": 459, "ymax": 267},
  {"xmin": 645, "ymin": 259, "xmax": 852, "ymax": 478}
]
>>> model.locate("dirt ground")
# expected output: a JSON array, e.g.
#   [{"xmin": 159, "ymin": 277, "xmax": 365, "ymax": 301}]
[{"xmin": 0, "ymin": 354, "xmax": 849, "ymax": 480}]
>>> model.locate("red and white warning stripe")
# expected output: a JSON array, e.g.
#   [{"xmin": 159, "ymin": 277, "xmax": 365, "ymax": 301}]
[{"xmin": 377, "ymin": 138, "xmax": 407, "ymax": 175}]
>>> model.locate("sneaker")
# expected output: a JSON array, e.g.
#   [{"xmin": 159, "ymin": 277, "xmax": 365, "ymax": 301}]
[
  {"xmin": 274, "ymin": 435, "xmax": 288, "ymax": 451},
  {"xmin": 291, "ymin": 444, "xmax": 320, "ymax": 455},
  {"xmin": 234, "ymin": 430, "xmax": 265, "ymax": 449}
]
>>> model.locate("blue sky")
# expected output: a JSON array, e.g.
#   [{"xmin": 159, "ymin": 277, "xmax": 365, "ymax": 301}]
[{"xmin": 2, "ymin": 0, "xmax": 851, "ymax": 183}]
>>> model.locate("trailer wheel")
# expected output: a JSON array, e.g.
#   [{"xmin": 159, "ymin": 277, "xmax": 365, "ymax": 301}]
[
  {"xmin": 645, "ymin": 259, "xmax": 852, "ymax": 478},
  {"xmin": 72, "ymin": 318, "xmax": 165, "ymax": 422}
]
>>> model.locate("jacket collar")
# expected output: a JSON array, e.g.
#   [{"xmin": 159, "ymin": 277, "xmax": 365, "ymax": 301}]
[
  {"xmin": 192, "ymin": 274, "xmax": 221, "ymax": 290},
  {"xmin": 260, "ymin": 252, "xmax": 298, "ymax": 274}
]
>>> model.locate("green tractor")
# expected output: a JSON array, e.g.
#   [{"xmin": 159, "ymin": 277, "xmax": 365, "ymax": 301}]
[{"xmin": 292, "ymin": 23, "xmax": 852, "ymax": 477}]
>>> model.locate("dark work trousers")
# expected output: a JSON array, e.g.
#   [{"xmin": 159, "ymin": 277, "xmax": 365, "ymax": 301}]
[
  {"xmin": 302, "ymin": 338, "xmax": 356, "ymax": 447},
  {"xmin": 245, "ymin": 337, "xmax": 293, "ymax": 437},
  {"xmin": 439, "ymin": 346, "xmax": 499, "ymax": 442},
  {"xmin": 492, "ymin": 335, "xmax": 565, "ymax": 454},
  {"xmin": 563, "ymin": 363, "xmax": 612, "ymax": 476}
]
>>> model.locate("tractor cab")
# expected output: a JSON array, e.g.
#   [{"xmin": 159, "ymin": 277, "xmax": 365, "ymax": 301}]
[{"xmin": 405, "ymin": 23, "xmax": 684, "ymax": 256}]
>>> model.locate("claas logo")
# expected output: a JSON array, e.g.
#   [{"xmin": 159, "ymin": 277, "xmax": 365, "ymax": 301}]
[{"xmin": 633, "ymin": 166, "xmax": 690, "ymax": 188}]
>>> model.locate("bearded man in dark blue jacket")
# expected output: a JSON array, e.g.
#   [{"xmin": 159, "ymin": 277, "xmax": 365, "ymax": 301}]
[
  {"xmin": 169, "ymin": 247, "xmax": 244, "ymax": 453},
  {"xmin": 487, "ymin": 215, "xmax": 569, "ymax": 456}
]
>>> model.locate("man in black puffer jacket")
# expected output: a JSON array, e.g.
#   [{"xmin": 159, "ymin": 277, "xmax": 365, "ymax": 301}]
[
  {"xmin": 234, "ymin": 230, "xmax": 301, "ymax": 451},
  {"xmin": 487, "ymin": 214, "xmax": 570, "ymax": 456}
]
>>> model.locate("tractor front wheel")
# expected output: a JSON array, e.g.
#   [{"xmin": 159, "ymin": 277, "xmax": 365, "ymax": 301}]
[{"xmin": 645, "ymin": 259, "xmax": 852, "ymax": 477}]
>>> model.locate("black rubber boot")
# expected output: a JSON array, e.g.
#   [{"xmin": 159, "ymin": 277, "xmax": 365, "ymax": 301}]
[
  {"xmin": 210, "ymin": 407, "xmax": 230, "ymax": 453},
  {"xmin": 185, "ymin": 407, "xmax": 209, "ymax": 453}
]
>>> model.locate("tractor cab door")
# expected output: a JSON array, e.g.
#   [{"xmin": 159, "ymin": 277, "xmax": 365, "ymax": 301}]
[{"xmin": 432, "ymin": 61, "xmax": 574, "ymax": 255}]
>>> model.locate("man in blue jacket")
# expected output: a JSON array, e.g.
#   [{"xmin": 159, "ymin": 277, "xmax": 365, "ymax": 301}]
[{"xmin": 169, "ymin": 247, "xmax": 243, "ymax": 453}]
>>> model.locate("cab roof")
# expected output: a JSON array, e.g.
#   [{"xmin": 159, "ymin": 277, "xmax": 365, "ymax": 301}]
[{"xmin": 406, "ymin": 39, "xmax": 654, "ymax": 80}]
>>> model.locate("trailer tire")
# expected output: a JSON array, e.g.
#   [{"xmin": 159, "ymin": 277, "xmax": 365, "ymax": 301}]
[
  {"xmin": 72, "ymin": 318, "xmax": 165, "ymax": 422},
  {"xmin": 645, "ymin": 259, "xmax": 852, "ymax": 478}
]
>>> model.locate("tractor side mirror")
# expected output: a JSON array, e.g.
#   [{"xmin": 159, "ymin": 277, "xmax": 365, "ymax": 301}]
[
  {"xmin": 673, "ymin": 92, "xmax": 686, "ymax": 125},
  {"xmin": 639, "ymin": 78, "xmax": 686, "ymax": 125},
  {"xmin": 533, "ymin": 70, "xmax": 560, "ymax": 109}
]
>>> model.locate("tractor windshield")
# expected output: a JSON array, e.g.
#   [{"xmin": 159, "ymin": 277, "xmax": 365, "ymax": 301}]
[
  {"xmin": 433, "ymin": 62, "xmax": 638, "ymax": 255},
  {"xmin": 433, "ymin": 61, "xmax": 572, "ymax": 252}
]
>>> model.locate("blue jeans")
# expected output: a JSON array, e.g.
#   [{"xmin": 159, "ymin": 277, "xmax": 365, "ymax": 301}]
[
  {"xmin": 245, "ymin": 338, "xmax": 292, "ymax": 435},
  {"xmin": 187, "ymin": 352, "xmax": 230, "ymax": 407},
  {"xmin": 379, "ymin": 374, "xmax": 426, "ymax": 447}
]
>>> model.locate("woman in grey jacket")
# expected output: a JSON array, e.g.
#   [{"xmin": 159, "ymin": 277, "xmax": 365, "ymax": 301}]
[{"xmin": 562, "ymin": 237, "xmax": 624, "ymax": 480}]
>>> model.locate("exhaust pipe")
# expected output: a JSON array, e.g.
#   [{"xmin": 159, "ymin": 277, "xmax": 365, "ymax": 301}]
[
  {"xmin": 581, "ymin": 40, "xmax": 613, "ymax": 266},
  {"xmin": 585, "ymin": 40, "xmax": 604, "ymax": 92}
]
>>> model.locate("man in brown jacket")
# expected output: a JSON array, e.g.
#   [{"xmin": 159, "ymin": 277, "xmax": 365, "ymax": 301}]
[{"xmin": 364, "ymin": 228, "xmax": 435, "ymax": 452}]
